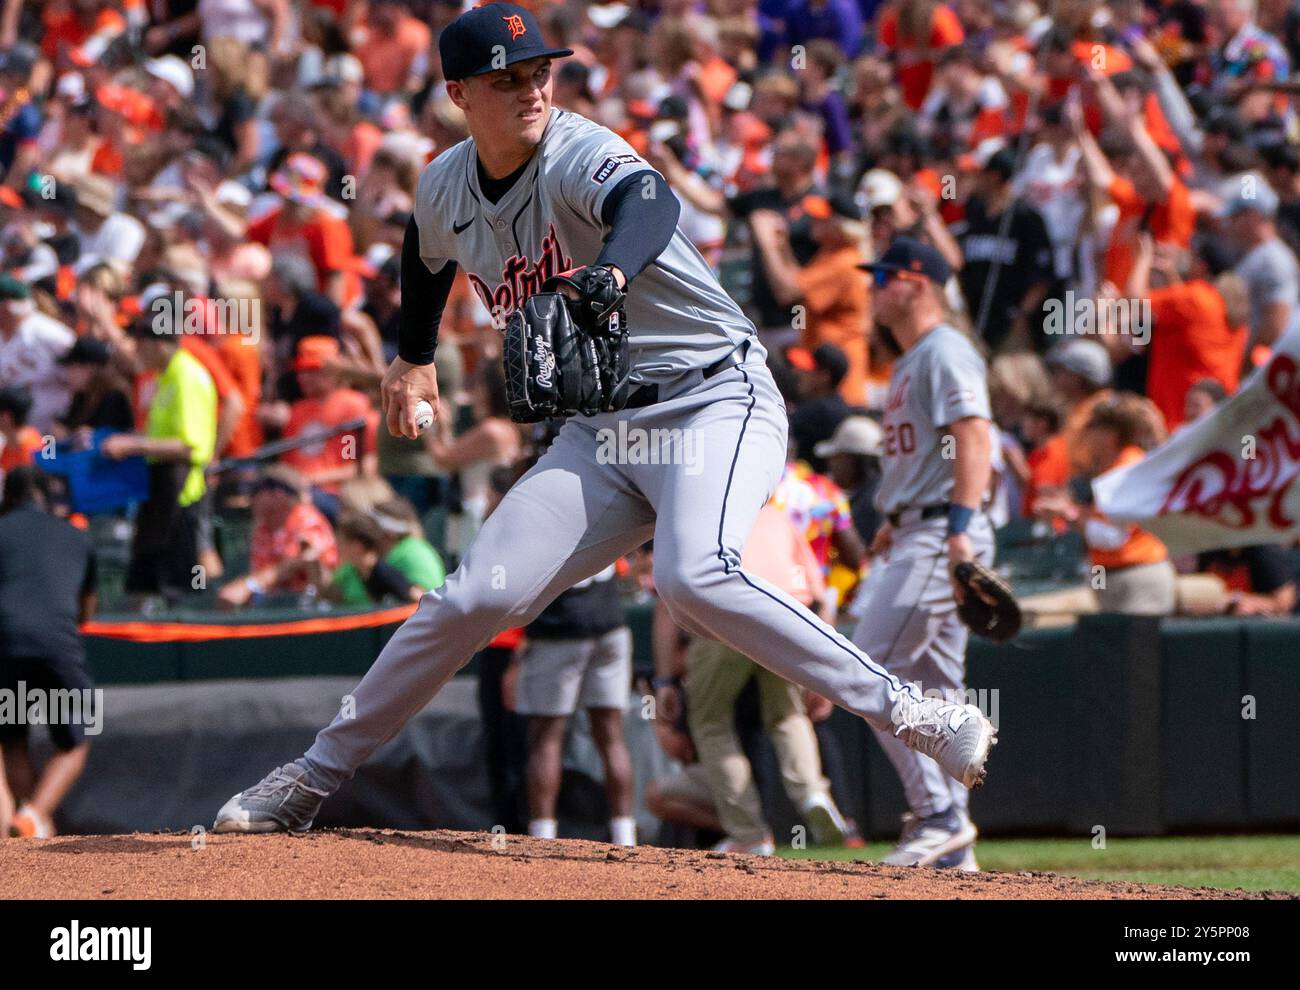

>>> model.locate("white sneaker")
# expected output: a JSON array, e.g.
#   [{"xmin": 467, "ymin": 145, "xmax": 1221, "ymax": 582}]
[
  {"xmin": 713, "ymin": 835, "xmax": 775, "ymax": 855},
  {"xmin": 880, "ymin": 807, "xmax": 977, "ymax": 867},
  {"xmin": 800, "ymin": 793, "xmax": 850, "ymax": 846},
  {"xmin": 892, "ymin": 696, "xmax": 996, "ymax": 789},
  {"xmin": 10, "ymin": 804, "xmax": 54, "ymax": 838}
]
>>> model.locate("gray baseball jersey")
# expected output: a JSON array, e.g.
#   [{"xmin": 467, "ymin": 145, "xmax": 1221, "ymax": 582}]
[
  {"xmin": 280, "ymin": 111, "xmax": 986, "ymax": 815},
  {"xmin": 854, "ymin": 321, "xmax": 996, "ymax": 838},
  {"xmin": 413, "ymin": 108, "xmax": 754, "ymax": 384},
  {"xmin": 875, "ymin": 323, "xmax": 991, "ymax": 515}
]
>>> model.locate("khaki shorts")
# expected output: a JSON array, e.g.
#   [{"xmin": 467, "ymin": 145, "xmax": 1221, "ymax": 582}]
[
  {"xmin": 655, "ymin": 762, "xmax": 714, "ymax": 807},
  {"xmin": 514, "ymin": 627, "xmax": 632, "ymax": 716}
]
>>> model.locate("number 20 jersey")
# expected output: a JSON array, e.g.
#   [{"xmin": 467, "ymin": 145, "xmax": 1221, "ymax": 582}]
[{"xmin": 875, "ymin": 323, "xmax": 991, "ymax": 516}]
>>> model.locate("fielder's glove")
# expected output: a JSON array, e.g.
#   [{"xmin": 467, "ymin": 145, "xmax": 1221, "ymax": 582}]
[
  {"xmin": 502, "ymin": 291, "xmax": 598, "ymax": 422},
  {"xmin": 545, "ymin": 265, "xmax": 626, "ymax": 338},
  {"xmin": 500, "ymin": 269, "xmax": 630, "ymax": 423},
  {"xmin": 953, "ymin": 561, "xmax": 1022, "ymax": 644}
]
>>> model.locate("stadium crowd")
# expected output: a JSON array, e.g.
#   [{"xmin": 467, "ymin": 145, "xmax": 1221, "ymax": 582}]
[{"xmin": 3, "ymin": 0, "xmax": 1300, "ymax": 845}]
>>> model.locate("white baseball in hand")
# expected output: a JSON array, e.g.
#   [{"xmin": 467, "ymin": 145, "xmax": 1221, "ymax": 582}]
[{"xmin": 413, "ymin": 400, "xmax": 435, "ymax": 434}]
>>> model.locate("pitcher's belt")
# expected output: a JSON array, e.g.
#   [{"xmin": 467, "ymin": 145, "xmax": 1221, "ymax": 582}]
[{"xmin": 624, "ymin": 343, "xmax": 748, "ymax": 410}]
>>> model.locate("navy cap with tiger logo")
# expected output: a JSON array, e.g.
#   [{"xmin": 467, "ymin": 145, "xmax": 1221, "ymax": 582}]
[{"xmin": 439, "ymin": 2, "xmax": 574, "ymax": 82}]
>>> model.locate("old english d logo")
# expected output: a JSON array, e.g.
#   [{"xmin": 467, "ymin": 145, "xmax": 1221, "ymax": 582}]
[{"xmin": 503, "ymin": 14, "xmax": 526, "ymax": 39}]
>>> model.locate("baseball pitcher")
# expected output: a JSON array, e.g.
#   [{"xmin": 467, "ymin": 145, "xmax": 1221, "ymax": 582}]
[
  {"xmin": 853, "ymin": 238, "xmax": 997, "ymax": 870},
  {"xmin": 213, "ymin": 4, "xmax": 996, "ymax": 836}
]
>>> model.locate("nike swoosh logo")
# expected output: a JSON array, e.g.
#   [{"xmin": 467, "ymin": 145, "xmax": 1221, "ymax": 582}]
[{"xmin": 453, "ymin": 218, "xmax": 473, "ymax": 234}]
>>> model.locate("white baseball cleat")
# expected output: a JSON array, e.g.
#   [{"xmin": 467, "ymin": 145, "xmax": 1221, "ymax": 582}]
[
  {"xmin": 880, "ymin": 808, "xmax": 978, "ymax": 868},
  {"xmin": 891, "ymin": 696, "xmax": 997, "ymax": 789},
  {"xmin": 712, "ymin": 835, "xmax": 776, "ymax": 856}
]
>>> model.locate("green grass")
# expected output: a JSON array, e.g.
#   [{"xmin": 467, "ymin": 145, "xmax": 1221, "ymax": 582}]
[{"xmin": 779, "ymin": 835, "xmax": 1300, "ymax": 893}]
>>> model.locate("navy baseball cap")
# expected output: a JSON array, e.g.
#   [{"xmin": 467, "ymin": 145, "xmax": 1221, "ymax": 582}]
[
  {"xmin": 859, "ymin": 237, "xmax": 951, "ymax": 286},
  {"xmin": 439, "ymin": 2, "xmax": 574, "ymax": 82}
]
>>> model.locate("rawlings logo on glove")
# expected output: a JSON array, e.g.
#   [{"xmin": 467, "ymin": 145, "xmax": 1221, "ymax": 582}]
[{"xmin": 500, "ymin": 266, "xmax": 630, "ymax": 423}]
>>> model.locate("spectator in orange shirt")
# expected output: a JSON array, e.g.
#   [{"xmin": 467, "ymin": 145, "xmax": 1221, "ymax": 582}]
[
  {"xmin": 247, "ymin": 154, "xmax": 360, "ymax": 309},
  {"xmin": 747, "ymin": 191, "xmax": 871, "ymax": 405},
  {"xmin": 692, "ymin": 16, "xmax": 741, "ymax": 111},
  {"xmin": 353, "ymin": 0, "xmax": 432, "ymax": 98},
  {"xmin": 182, "ymin": 332, "xmax": 245, "ymax": 458},
  {"xmin": 217, "ymin": 464, "xmax": 340, "ymax": 608},
  {"xmin": 1071, "ymin": 67, "xmax": 1194, "ymax": 293},
  {"xmin": 199, "ymin": 281, "xmax": 264, "ymax": 461},
  {"xmin": 876, "ymin": 1, "xmax": 965, "ymax": 110},
  {"xmin": 1126, "ymin": 233, "xmax": 1247, "ymax": 430},
  {"xmin": 1039, "ymin": 17, "xmax": 1134, "ymax": 107},
  {"xmin": 41, "ymin": 0, "xmax": 126, "ymax": 68},
  {"xmin": 0, "ymin": 386, "xmax": 44, "ymax": 473},
  {"xmin": 1035, "ymin": 395, "xmax": 1176, "ymax": 615},
  {"xmin": 261, "ymin": 335, "xmax": 379, "ymax": 519},
  {"xmin": 1023, "ymin": 338, "xmax": 1114, "ymax": 510},
  {"xmin": 1020, "ymin": 398, "xmax": 1065, "ymax": 518}
]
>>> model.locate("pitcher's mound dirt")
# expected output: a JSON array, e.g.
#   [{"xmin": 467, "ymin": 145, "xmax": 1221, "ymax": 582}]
[{"xmin": 2, "ymin": 829, "xmax": 1285, "ymax": 899}]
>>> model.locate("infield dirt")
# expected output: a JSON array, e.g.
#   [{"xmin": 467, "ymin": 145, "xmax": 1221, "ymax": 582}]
[{"xmin": 4, "ymin": 829, "xmax": 1295, "ymax": 899}]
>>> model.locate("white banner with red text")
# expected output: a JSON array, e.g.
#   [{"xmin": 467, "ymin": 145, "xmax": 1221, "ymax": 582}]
[{"xmin": 1092, "ymin": 326, "xmax": 1300, "ymax": 556}]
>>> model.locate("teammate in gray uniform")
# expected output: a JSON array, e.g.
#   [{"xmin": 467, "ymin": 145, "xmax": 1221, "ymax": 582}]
[
  {"xmin": 213, "ymin": 4, "xmax": 996, "ymax": 836},
  {"xmin": 853, "ymin": 239, "xmax": 996, "ymax": 870}
]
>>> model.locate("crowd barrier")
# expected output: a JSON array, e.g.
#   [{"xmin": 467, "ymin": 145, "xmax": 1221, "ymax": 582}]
[{"xmin": 74, "ymin": 608, "xmax": 1300, "ymax": 837}]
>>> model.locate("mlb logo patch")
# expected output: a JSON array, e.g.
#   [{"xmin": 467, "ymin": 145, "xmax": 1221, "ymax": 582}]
[{"xmin": 591, "ymin": 154, "xmax": 641, "ymax": 184}]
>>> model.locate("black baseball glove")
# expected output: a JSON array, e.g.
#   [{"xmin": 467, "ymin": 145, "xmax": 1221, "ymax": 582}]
[
  {"xmin": 545, "ymin": 265, "xmax": 626, "ymax": 338},
  {"xmin": 500, "ymin": 269, "xmax": 630, "ymax": 423},
  {"xmin": 953, "ymin": 561, "xmax": 1022, "ymax": 644}
]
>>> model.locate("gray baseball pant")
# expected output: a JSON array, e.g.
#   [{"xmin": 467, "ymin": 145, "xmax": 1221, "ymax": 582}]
[
  {"xmin": 851, "ymin": 514, "xmax": 995, "ymax": 821},
  {"xmin": 302, "ymin": 348, "xmax": 920, "ymax": 793}
]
